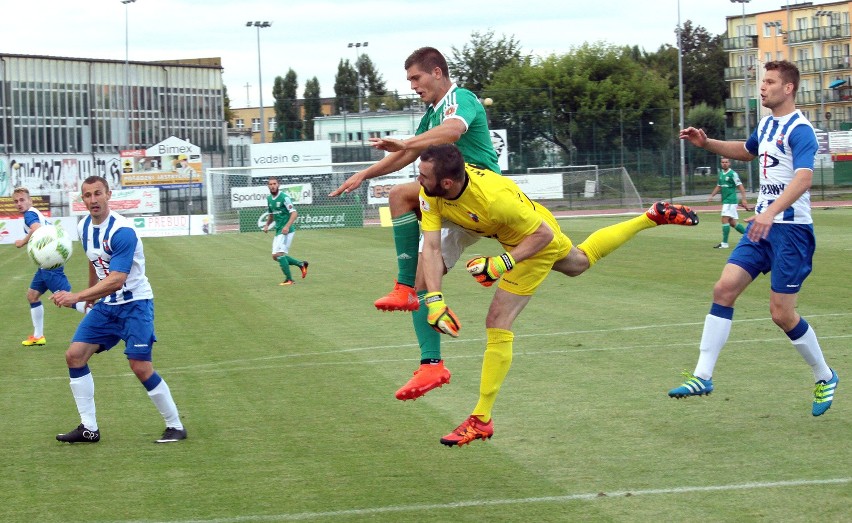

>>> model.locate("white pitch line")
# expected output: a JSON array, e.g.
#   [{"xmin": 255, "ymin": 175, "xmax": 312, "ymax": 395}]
[
  {"xmin": 19, "ymin": 315, "xmax": 852, "ymax": 382},
  {"xmin": 121, "ymin": 477, "xmax": 850, "ymax": 523}
]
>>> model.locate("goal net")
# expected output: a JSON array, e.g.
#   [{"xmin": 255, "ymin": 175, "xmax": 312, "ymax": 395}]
[
  {"xmin": 526, "ymin": 165, "xmax": 644, "ymax": 213},
  {"xmin": 205, "ymin": 161, "xmax": 380, "ymax": 234}
]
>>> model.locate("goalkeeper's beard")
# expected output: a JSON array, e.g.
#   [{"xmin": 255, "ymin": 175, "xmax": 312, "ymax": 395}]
[{"xmin": 422, "ymin": 184, "xmax": 449, "ymax": 198}]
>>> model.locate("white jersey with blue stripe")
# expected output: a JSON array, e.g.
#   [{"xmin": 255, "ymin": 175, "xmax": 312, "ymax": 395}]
[
  {"xmin": 23, "ymin": 206, "xmax": 50, "ymax": 234},
  {"xmin": 745, "ymin": 109, "xmax": 817, "ymax": 224},
  {"xmin": 78, "ymin": 211, "xmax": 153, "ymax": 304}
]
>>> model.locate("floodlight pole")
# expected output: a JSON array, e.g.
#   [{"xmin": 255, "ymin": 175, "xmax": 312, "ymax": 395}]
[
  {"xmin": 731, "ymin": 0, "xmax": 753, "ymax": 192},
  {"xmin": 121, "ymin": 0, "xmax": 136, "ymax": 148},
  {"xmin": 348, "ymin": 41, "xmax": 369, "ymax": 155},
  {"xmin": 247, "ymin": 21, "xmax": 272, "ymax": 143}
]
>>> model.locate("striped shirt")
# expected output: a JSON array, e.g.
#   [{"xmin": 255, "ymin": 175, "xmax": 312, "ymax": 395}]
[
  {"xmin": 78, "ymin": 211, "xmax": 153, "ymax": 304},
  {"xmin": 745, "ymin": 109, "xmax": 817, "ymax": 224}
]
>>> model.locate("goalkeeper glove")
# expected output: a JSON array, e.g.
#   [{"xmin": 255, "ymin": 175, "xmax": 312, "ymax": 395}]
[
  {"xmin": 466, "ymin": 252, "xmax": 516, "ymax": 287},
  {"xmin": 424, "ymin": 291, "xmax": 461, "ymax": 337}
]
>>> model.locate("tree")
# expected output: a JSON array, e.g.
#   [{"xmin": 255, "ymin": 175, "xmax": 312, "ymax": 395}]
[
  {"xmin": 678, "ymin": 21, "xmax": 727, "ymax": 108},
  {"xmin": 334, "ymin": 59, "xmax": 358, "ymax": 114},
  {"xmin": 223, "ymin": 84, "xmax": 235, "ymax": 126},
  {"xmin": 485, "ymin": 43, "xmax": 675, "ymax": 167},
  {"xmin": 302, "ymin": 77, "xmax": 322, "ymax": 139},
  {"xmin": 448, "ymin": 30, "xmax": 527, "ymax": 93},
  {"xmin": 272, "ymin": 69, "xmax": 302, "ymax": 142},
  {"xmin": 634, "ymin": 21, "xmax": 726, "ymax": 109},
  {"xmin": 356, "ymin": 54, "xmax": 387, "ymax": 101},
  {"xmin": 686, "ymin": 103, "xmax": 725, "ymax": 141}
]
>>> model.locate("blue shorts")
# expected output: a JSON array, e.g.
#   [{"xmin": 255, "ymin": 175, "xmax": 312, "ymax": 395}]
[
  {"xmin": 72, "ymin": 299, "xmax": 157, "ymax": 361},
  {"xmin": 728, "ymin": 223, "xmax": 815, "ymax": 294},
  {"xmin": 30, "ymin": 267, "xmax": 72, "ymax": 294}
]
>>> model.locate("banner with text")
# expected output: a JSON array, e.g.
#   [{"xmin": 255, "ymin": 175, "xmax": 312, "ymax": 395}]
[
  {"xmin": 248, "ymin": 141, "xmax": 332, "ymax": 176},
  {"xmin": 130, "ymin": 215, "xmax": 212, "ymax": 237},
  {"xmin": 69, "ymin": 188, "xmax": 160, "ymax": 216},
  {"xmin": 120, "ymin": 137, "xmax": 203, "ymax": 190},
  {"xmin": 230, "ymin": 183, "xmax": 314, "ymax": 208},
  {"xmin": 239, "ymin": 205, "xmax": 363, "ymax": 231}
]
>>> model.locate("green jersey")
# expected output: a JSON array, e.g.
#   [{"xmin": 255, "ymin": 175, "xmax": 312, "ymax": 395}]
[
  {"xmin": 267, "ymin": 191, "xmax": 296, "ymax": 234},
  {"xmin": 716, "ymin": 169, "xmax": 743, "ymax": 204},
  {"xmin": 416, "ymin": 85, "xmax": 500, "ymax": 173}
]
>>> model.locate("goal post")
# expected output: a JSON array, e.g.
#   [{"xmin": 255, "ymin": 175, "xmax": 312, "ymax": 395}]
[{"xmin": 526, "ymin": 165, "xmax": 644, "ymax": 212}]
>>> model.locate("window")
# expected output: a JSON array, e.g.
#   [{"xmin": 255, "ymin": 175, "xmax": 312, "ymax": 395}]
[
  {"xmin": 235, "ymin": 118, "xmax": 245, "ymax": 129},
  {"xmin": 765, "ymin": 52, "xmax": 772, "ymax": 63},
  {"xmin": 798, "ymin": 48, "xmax": 810, "ymax": 61},
  {"xmin": 267, "ymin": 117, "xmax": 275, "ymax": 132},
  {"xmin": 796, "ymin": 17, "xmax": 807, "ymax": 31},
  {"xmin": 329, "ymin": 133, "xmax": 341, "ymax": 143},
  {"xmin": 251, "ymin": 118, "xmax": 260, "ymax": 132}
]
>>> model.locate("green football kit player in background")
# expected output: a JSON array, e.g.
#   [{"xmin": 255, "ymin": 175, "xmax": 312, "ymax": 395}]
[
  {"xmin": 707, "ymin": 157, "xmax": 750, "ymax": 249},
  {"xmin": 263, "ymin": 177, "xmax": 308, "ymax": 286},
  {"xmin": 329, "ymin": 46, "xmax": 499, "ymax": 401}
]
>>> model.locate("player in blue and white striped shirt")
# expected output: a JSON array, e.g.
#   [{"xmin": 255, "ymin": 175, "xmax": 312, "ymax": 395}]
[
  {"xmin": 13, "ymin": 187, "xmax": 87, "ymax": 346},
  {"xmin": 674, "ymin": 60, "xmax": 838, "ymax": 416},
  {"xmin": 51, "ymin": 176, "xmax": 186, "ymax": 444}
]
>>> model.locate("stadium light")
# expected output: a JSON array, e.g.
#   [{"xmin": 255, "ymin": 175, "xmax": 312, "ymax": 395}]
[
  {"xmin": 731, "ymin": 0, "xmax": 753, "ymax": 192},
  {"xmin": 815, "ymin": 10, "xmax": 834, "ymax": 130},
  {"xmin": 347, "ymin": 41, "xmax": 369, "ymax": 153},
  {"xmin": 247, "ymin": 21, "xmax": 272, "ymax": 143},
  {"xmin": 122, "ymin": 0, "xmax": 136, "ymax": 147}
]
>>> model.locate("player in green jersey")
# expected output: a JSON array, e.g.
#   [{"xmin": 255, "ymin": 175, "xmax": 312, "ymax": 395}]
[
  {"xmin": 263, "ymin": 177, "xmax": 308, "ymax": 285},
  {"xmin": 707, "ymin": 157, "xmax": 750, "ymax": 248},
  {"xmin": 328, "ymin": 46, "xmax": 499, "ymax": 401}
]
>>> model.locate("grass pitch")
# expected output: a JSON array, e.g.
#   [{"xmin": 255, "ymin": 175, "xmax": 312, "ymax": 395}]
[{"xmin": 1, "ymin": 208, "xmax": 849, "ymax": 522}]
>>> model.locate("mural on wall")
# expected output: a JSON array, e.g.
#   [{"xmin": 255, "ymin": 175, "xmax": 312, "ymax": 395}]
[{"xmin": 0, "ymin": 155, "xmax": 122, "ymax": 197}]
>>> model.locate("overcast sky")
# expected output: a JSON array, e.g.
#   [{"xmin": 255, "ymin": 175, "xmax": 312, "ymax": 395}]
[{"xmin": 9, "ymin": 0, "xmax": 804, "ymax": 107}]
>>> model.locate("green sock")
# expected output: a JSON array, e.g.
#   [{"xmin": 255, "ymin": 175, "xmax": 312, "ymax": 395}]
[
  {"xmin": 392, "ymin": 212, "xmax": 420, "ymax": 288},
  {"xmin": 278, "ymin": 257, "xmax": 293, "ymax": 281},
  {"xmin": 286, "ymin": 255, "xmax": 303, "ymax": 266},
  {"xmin": 722, "ymin": 224, "xmax": 731, "ymax": 243},
  {"xmin": 735, "ymin": 223, "xmax": 746, "ymax": 234},
  {"xmin": 412, "ymin": 290, "xmax": 441, "ymax": 360}
]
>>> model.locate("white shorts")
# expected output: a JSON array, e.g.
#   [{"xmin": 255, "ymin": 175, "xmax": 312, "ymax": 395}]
[
  {"xmin": 272, "ymin": 231, "xmax": 295, "ymax": 254},
  {"xmin": 720, "ymin": 203, "xmax": 739, "ymax": 219},
  {"xmin": 419, "ymin": 220, "xmax": 481, "ymax": 270}
]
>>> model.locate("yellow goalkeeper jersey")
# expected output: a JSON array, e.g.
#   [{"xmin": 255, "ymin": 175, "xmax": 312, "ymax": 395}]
[{"xmin": 419, "ymin": 165, "xmax": 560, "ymax": 249}]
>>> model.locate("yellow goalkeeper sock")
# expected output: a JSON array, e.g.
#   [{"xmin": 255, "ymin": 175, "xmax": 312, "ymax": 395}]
[
  {"xmin": 472, "ymin": 328, "xmax": 514, "ymax": 423},
  {"xmin": 577, "ymin": 214, "xmax": 655, "ymax": 267}
]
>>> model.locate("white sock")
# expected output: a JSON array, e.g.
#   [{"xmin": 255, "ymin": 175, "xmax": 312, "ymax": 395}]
[
  {"xmin": 147, "ymin": 380, "xmax": 183, "ymax": 430},
  {"xmin": 790, "ymin": 325, "xmax": 832, "ymax": 382},
  {"xmin": 31, "ymin": 302, "xmax": 44, "ymax": 338},
  {"xmin": 70, "ymin": 373, "xmax": 98, "ymax": 431},
  {"xmin": 694, "ymin": 314, "xmax": 732, "ymax": 380}
]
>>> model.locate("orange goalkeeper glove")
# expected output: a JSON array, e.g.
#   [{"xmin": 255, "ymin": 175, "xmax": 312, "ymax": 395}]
[
  {"xmin": 424, "ymin": 291, "xmax": 461, "ymax": 337},
  {"xmin": 466, "ymin": 252, "xmax": 515, "ymax": 287}
]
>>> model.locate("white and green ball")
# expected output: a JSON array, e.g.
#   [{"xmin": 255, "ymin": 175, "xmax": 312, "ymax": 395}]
[{"xmin": 27, "ymin": 224, "xmax": 73, "ymax": 269}]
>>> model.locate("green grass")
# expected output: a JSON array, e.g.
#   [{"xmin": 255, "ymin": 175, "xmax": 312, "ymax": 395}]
[{"xmin": 1, "ymin": 208, "xmax": 850, "ymax": 522}]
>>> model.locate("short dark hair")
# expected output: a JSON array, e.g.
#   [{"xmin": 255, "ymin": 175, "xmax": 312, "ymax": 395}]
[
  {"xmin": 82, "ymin": 175, "xmax": 109, "ymax": 192},
  {"xmin": 420, "ymin": 144, "xmax": 465, "ymax": 183},
  {"xmin": 404, "ymin": 47, "xmax": 449, "ymax": 78},
  {"xmin": 765, "ymin": 60, "xmax": 800, "ymax": 94}
]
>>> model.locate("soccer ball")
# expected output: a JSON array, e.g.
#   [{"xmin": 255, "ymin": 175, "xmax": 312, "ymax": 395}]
[{"xmin": 27, "ymin": 224, "xmax": 73, "ymax": 270}]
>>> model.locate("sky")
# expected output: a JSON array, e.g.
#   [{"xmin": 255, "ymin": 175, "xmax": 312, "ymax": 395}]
[{"xmin": 7, "ymin": 0, "xmax": 805, "ymax": 107}]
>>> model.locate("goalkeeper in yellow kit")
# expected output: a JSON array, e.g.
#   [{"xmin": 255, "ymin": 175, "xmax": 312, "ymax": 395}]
[{"xmin": 416, "ymin": 144, "xmax": 699, "ymax": 447}]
